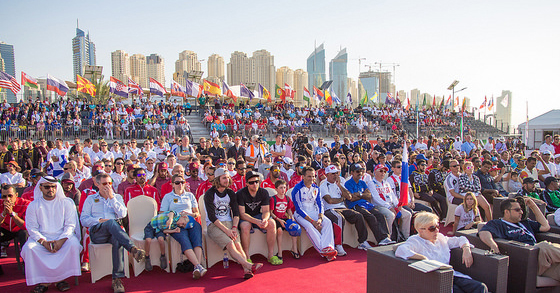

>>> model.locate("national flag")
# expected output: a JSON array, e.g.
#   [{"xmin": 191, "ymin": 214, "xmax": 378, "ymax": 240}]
[
  {"xmin": 331, "ymin": 90, "xmax": 341, "ymax": 104},
  {"xmin": 500, "ymin": 94, "xmax": 509, "ymax": 108},
  {"xmin": 76, "ymin": 75, "xmax": 96, "ymax": 96},
  {"xmin": 461, "ymin": 97, "xmax": 467, "ymax": 111},
  {"xmin": 222, "ymin": 80, "xmax": 237, "ymax": 102},
  {"xmin": 46, "ymin": 74, "xmax": 68, "ymax": 96},
  {"xmin": 422, "ymin": 95, "xmax": 426, "ymax": 106},
  {"xmin": 284, "ymin": 83, "xmax": 295, "ymax": 99},
  {"xmin": 325, "ymin": 89, "xmax": 333, "ymax": 106},
  {"xmin": 439, "ymin": 95, "xmax": 445, "ymax": 109},
  {"xmin": 128, "ymin": 78, "xmax": 143, "ymax": 96},
  {"xmin": 405, "ymin": 98, "xmax": 410, "ymax": 111},
  {"xmin": 446, "ymin": 95, "xmax": 452, "ymax": 106},
  {"xmin": 312, "ymin": 86, "xmax": 323, "ymax": 101},
  {"xmin": 479, "ymin": 96, "xmax": 487, "ymax": 110},
  {"xmin": 240, "ymin": 83, "xmax": 254, "ymax": 101},
  {"xmin": 258, "ymin": 84, "xmax": 271, "ymax": 103},
  {"xmin": 488, "ymin": 96, "xmax": 494, "ymax": 111},
  {"xmin": 371, "ymin": 92, "xmax": 378, "ymax": 104},
  {"xmin": 303, "ymin": 87, "xmax": 311, "ymax": 102},
  {"xmin": 346, "ymin": 92, "xmax": 352, "ymax": 105},
  {"xmin": 398, "ymin": 141, "xmax": 409, "ymax": 207},
  {"xmin": 203, "ymin": 80, "xmax": 221, "ymax": 96},
  {"xmin": 21, "ymin": 72, "xmax": 38, "ymax": 89},
  {"xmin": 432, "ymin": 95, "xmax": 436, "ymax": 108},
  {"xmin": 0, "ymin": 71, "xmax": 21, "ymax": 95},
  {"xmin": 360, "ymin": 90, "xmax": 368, "ymax": 105},
  {"xmin": 149, "ymin": 78, "xmax": 167, "ymax": 97},
  {"xmin": 276, "ymin": 84, "xmax": 286, "ymax": 102},
  {"xmin": 109, "ymin": 76, "xmax": 129, "ymax": 98},
  {"xmin": 171, "ymin": 80, "xmax": 186, "ymax": 98},
  {"xmin": 454, "ymin": 96, "xmax": 459, "ymax": 108},
  {"xmin": 185, "ymin": 79, "xmax": 200, "ymax": 97}
]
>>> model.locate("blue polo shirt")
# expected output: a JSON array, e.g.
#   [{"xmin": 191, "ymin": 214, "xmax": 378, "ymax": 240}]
[{"xmin": 344, "ymin": 178, "xmax": 370, "ymax": 209}]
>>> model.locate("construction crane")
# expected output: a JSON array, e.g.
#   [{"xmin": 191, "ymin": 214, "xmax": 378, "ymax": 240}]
[{"xmin": 374, "ymin": 62, "xmax": 400, "ymax": 84}]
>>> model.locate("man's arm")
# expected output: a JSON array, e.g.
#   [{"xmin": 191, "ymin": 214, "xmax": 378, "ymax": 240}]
[
  {"xmin": 479, "ymin": 230, "xmax": 500, "ymax": 254},
  {"xmin": 525, "ymin": 197, "xmax": 550, "ymax": 232}
]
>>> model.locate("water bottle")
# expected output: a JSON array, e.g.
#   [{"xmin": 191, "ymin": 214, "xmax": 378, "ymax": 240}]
[{"xmin": 223, "ymin": 252, "xmax": 229, "ymax": 269}]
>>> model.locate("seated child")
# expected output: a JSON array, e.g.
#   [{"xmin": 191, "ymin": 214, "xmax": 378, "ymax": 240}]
[
  {"xmin": 508, "ymin": 171, "xmax": 522, "ymax": 193},
  {"xmin": 269, "ymin": 179, "xmax": 300, "ymax": 260},
  {"xmin": 450, "ymin": 192, "xmax": 481, "ymax": 235}
]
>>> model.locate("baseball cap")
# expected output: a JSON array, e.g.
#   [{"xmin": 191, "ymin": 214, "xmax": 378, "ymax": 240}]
[
  {"xmin": 214, "ymin": 168, "xmax": 228, "ymax": 178},
  {"xmin": 283, "ymin": 157, "xmax": 294, "ymax": 165},
  {"xmin": 325, "ymin": 165, "xmax": 340, "ymax": 174},
  {"xmin": 416, "ymin": 154, "xmax": 428, "ymax": 161},
  {"xmin": 350, "ymin": 163, "xmax": 364, "ymax": 172},
  {"xmin": 60, "ymin": 173, "xmax": 74, "ymax": 184},
  {"xmin": 222, "ymin": 133, "xmax": 229, "ymax": 138},
  {"xmin": 523, "ymin": 177, "xmax": 537, "ymax": 184},
  {"xmin": 30, "ymin": 168, "xmax": 41, "ymax": 177},
  {"xmin": 126, "ymin": 164, "xmax": 136, "ymax": 172},
  {"xmin": 245, "ymin": 171, "xmax": 260, "ymax": 182},
  {"xmin": 543, "ymin": 150, "xmax": 552, "ymax": 155},
  {"xmin": 544, "ymin": 176, "xmax": 558, "ymax": 186},
  {"xmin": 490, "ymin": 166, "xmax": 501, "ymax": 172},
  {"xmin": 374, "ymin": 164, "xmax": 389, "ymax": 172},
  {"xmin": 189, "ymin": 162, "xmax": 200, "ymax": 171},
  {"xmin": 285, "ymin": 219, "xmax": 302, "ymax": 237},
  {"xmin": 158, "ymin": 162, "xmax": 168, "ymax": 169}
]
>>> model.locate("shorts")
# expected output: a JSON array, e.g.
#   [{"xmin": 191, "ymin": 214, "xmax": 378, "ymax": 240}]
[
  {"xmin": 143, "ymin": 223, "xmax": 165, "ymax": 240},
  {"xmin": 207, "ymin": 221, "xmax": 239, "ymax": 250},
  {"xmin": 274, "ymin": 218, "xmax": 289, "ymax": 231},
  {"xmin": 240, "ymin": 213, "xmax": 267, "ymax": 233}
]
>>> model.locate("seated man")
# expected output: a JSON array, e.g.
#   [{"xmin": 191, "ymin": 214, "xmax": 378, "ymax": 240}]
[
  {"xmin": 479, "ymin": 198, "xmax": 560, "ymax": 281},
  {"xmin": 515, "ymin": 177, "xmax": 546, "ymax": 205},
  {"xmin": 81, "ymin": 173, "xmax": 146, "ymax": 293},
  {"xmin": 236, "ymin": 171, "xmax": 280, "ymax": 265},
  {"xmin": 0, "ymin": 185, "xmax": 30, "ymax": 258},
  {"xmin": 396, "ymin": 211, "xmax": 488, "ymax": 293},
  {"xmin": 542, "ymin": 177, "xmax": 560, "ymax": 213},
  {"xmin": 21, "ymin": 176, "xmax": 82, "ymax": 293},
  {"xmin": 475, "ymin": 160, "xmax": 508, "ymax": 199}
]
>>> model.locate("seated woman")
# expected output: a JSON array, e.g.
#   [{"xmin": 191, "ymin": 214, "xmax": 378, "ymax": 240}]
[
  {"xmin": 450, "ymin": 192, "xmax": 481, "ymax": 236},
  {"xmin": 395, "ymin": 212, "xmax": 488, "ymax": 293},
  {"xmin": 458, "ymin": 161, "xmax": 492, "ymax": 221}
]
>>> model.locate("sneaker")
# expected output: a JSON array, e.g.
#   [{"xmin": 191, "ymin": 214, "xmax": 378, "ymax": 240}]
[
  {"xmin": 81, "ymin": 262, "xmax": 90, "ymax": 272},
  {"xmin": 0, "ymin": 246, "xmax": 6, "ymax": 258},
  {"xmin": 358, "ymin": 241, "xmax": 373, "ymax": 250},
  {"xmin": 326, "ymin": 254, "xmax": 337, "ymax": 261},
  {"xmin": 378, "ymin": 238, "xmax": 396, "ymax": 246},
  {"xmin": 144, "ymin": 256, "xmax": 153, "ymax": 271},
  {"xmin": 130, "ymin": 247, "xmax": 146, "ymax": 262},
  {"xmin": 160, "ymin": 255, "xmax": 167, "ymax": 270},
  {"xmin": 335, "ymin": 245, "xmax": 347, "ymax": 256},
  {"xmin": 112, "ymin": 278, "xmax": 125, "ymax": 293},
  {"xmin": 193, "ymin": 264, "xmax": 207, "ymax": 279}
]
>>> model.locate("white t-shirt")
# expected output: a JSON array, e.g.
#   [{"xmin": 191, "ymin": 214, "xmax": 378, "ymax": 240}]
[
  {"xmin": 454, "ymin": 204, "xmax": 478, "ymax": 230},
  {"xmin": 0, "ymin": 172, "xmax": 25, "ymax": 185},
  {"xmin": 319, "ymin": 180, "xmax": 346, "ymax": 211}
]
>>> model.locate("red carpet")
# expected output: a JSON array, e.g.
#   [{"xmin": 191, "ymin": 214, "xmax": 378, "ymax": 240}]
[{"xmin": 0, "ymin": 244, "xmax": 368, "ymax": 293}]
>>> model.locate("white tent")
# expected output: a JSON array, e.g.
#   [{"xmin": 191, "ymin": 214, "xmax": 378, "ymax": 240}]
[{"xmin": 518, "ymin": 109, "xmax": 560, "ymax": 149}]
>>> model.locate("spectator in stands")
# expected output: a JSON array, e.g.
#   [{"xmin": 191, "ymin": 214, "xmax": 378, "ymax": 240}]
[
  {"xmin": 123, "ymin": 168, "xmax": 160, "ymax": 207},
  {"xmin": 521, "ymin": 156, "xmax": 550, "ymax": 183},
  {"xmin": 475, "ymin": 160, "xmax": 507, "ymax": 201},
  {"xmin": 0, "ymin": 185, "xmax": 30, "ymax": 258},
  {"xmin": 450, "ymin": 192, "xmax": 481, "ymax": 235},
  {"xmin": 458, "ymin": 161, "xmax": 492, "ymax": 221},
  {"xmin": 410, "ymin": 159, "xmax": 447, "ymax": 219},
  {"xmin": 540, "ymin": 135, "xmax": 555, "ymax": 154},
  {"xmin": 542, "ymin": 177, "xmax": 560, "ymax": 213}
]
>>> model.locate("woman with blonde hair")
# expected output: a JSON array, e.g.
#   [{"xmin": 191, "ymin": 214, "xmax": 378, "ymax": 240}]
[
  {"xmin": 450, "ymin": 192, "xmax": 481, "ymax": 235},
  {"xmin": 458, "ymin": 161, "xmax": 492, "ymax": 221}
]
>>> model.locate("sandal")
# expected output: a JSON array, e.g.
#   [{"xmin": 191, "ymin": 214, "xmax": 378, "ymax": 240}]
[
  {"xmin": 243, "ymin": 270, "xmax": 254, "ymax": 280},
  {"xmin": 251, "ymin": 263, "xmax": 263, "ymax": 274},
  {"xmin": 31, "ymin": 284, "xmax": 49, "ymax": 293},
  {"xmin": 290, "ymin": 250, "xmax": 301, "ymax": 259},
  {"xmin": 55, "ymin": 281, "xmax": 70, "ymax": 292}
]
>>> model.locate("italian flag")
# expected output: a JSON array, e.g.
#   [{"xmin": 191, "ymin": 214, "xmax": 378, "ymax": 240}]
[{"xmin": 21, "ymin": 72, "xmax": 39, "ymax": 89}]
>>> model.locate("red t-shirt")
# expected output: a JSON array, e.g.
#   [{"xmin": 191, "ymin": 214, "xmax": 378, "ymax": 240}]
[
  {"xmin": 269, "ymin": 195, "xmax": 294, "ymax": 219},
  {"xmin": 261, "ymin": 178, "xmax": 275, "ymax": 189},
  {"xmin": 0, "ymin": 197, "xmax": 30, "ymax": 232},
  {"xmin": 195, "ymin": 180, "xmax": 212, "ymax": 201},
  {"xmin": 124, "ymin": 184, "xmax": 160, "ymax": 208},
  {"xmin": 231, "ymin": 173, "xmax": 245, "ymax": 192},
  {"xmin": 288, "ymin": 174, "xmax": 302, "ymax": 189}
]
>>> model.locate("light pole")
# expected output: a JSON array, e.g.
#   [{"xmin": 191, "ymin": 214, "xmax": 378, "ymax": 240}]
[{"xmin": 448, "ymin": 80, "xmax": 467, "ymax": 141}]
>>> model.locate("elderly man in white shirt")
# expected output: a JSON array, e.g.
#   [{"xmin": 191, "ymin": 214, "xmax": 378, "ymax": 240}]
[
  {"xmin": 0, "ymin": 160, "xmax": 25, "ymax": 187},
  {"xmin": 21, "ymin": 176, "xmax": 82, "ymax": 292},
  {"xmin": 395, "ymin": 211, "xmax": 488, "ymax": 293}
]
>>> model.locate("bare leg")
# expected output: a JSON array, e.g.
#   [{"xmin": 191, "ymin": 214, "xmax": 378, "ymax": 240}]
[
  {"xmin": 226, "ymin": 241, "xmax": 252, "ymax": 271},
  {"xmin": 477, "ymin": 195, "xmax": 492, "ymax": 221},
  {"xmin": 239, "ymin": 221, "xmax": 252, "ymax": 259},
  {"xmin": 276, "ymin": 228, "xmax": 283, "ymax": 258},
  {"xmin": 265, "ymin": 219, "xmax": 277, "ymax": 259}
]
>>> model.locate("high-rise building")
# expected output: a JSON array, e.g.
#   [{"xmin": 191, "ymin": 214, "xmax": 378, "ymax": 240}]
[
  {"xmin": 207, "ymin": 54, "xmax": 224, "ymax": 85},
  {"xmin": 496, "ymin": 90, "xmax": 513, "ymax": 133},
  {"xmin": 293, "ymin": 69, "xmax": 308, "ymax": 106},
  {"xmin": 146, "ymin": 53, "xmax": 165, "ymax": 86},
  {"xmin": 307, "ymin": 43, "xmax": 326, "ymax": 91},
  {"xmin": 329, "ymin": 48, "xmax": 347, "ymax": 100},
  {"xmin": 111, "ymin": 50, "xmax": 130, "ymax": 83},
  {"xmin": 276, "ymin": 66, "xmax": 294, "ymax": 92},
  {"xmin": 72, "ymin": 25, "xmax": 96, "ymax": 82},
  {"xmin": 227, "ymin": 51, "xmax": 250, "ymax": 88},
  {"xmin": 173, "ymin": 50, "xmax": 201, "ymax": 86},
  {"xmin": 0, "ymin": 42, "xmax": 16, "ymax": 102},
  {"xmin": 411, "ymin": 89, "xmax": 421, "ymax": 107},
  {"xmin": 130, "ymin": 54, "xmax": 147, "ymax": 88},
  {"xmin": 358, "ymin": 71, "xmax": 379, "ymax": 104},
  {"xmin": 347, "ymin": 77, "xmax": 358, "ymax": 107},
  {"xmin": 249, "ymin": 49, "xmax": 275, "ymax": 93}
]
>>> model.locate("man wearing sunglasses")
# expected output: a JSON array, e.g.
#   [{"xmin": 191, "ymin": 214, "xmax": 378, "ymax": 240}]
[
  {"xmin": 81, "ymin": 173, "xmax": 146, "ymax": 293},
  {"xmin": 123, "ymin": 168, "xmax": 160, "ymax": 208},
  {"xmin": 185, "ymin": 162, "xmax": 203, "ymax": 194},
  {"xmin": 0, "ymin": 185, "xmax": 30, "ymax": 258},
  {"xmin": 479, "ymin": 198, "xmax": 560, "ymax": 281}
]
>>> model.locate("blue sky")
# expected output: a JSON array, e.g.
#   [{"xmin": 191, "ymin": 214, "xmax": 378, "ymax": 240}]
[{"xmin": 1, "ymin": 0, "xmax": 559, "ymax": 127}]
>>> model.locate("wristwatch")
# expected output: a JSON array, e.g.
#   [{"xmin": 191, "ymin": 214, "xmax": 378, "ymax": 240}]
[{"xmin": 11, "ymin": 211, "xmax": 16, "ymax": 217}]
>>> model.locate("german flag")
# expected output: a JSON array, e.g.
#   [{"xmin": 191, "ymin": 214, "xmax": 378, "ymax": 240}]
[
  {"xmin": 77, "ymin": 75, "xmax": 96, "ymax": 96},
  {"xmin": 203, "ymin": 80, "xmax": 221, "ymax": 96}
]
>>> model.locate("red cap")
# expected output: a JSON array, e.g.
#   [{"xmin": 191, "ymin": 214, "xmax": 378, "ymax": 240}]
[
  {"xmin": 189, "ymin": 162, "xmax": 200, "ymax": 171},
  {"xmin": 158, "ymin": 162, "xmax": 168, "ymax": 169},
  {"xmin": 374, "ymin": 164, "xmax": 389, "ymax": 172}
]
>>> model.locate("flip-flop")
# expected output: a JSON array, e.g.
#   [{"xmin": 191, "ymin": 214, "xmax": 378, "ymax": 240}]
[
  {"xmin": 243, "ymin": 270, "xmax": 254, "ymax": 279},
  {"xmin": 251, "ymin": 263, "xmax": 263, "ymax": 274},
  {"xmin": 290, "ymin": 250, "xmax": 300, "ymax": 259},
  {"xmin": 55, "ymin": 281, "xmax": 70, "ymax": 292},
  {"xmin": 31, "ymin": 285, "xmax": 49, "ymax": 293}
]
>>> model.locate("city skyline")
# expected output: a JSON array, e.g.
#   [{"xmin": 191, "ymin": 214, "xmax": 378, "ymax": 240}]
[{"xmin": 1, "ymin": 0, "xmax": 559, "ymax": 128}]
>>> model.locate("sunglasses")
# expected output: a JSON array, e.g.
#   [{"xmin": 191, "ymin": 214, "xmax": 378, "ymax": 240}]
[
  {"xmin": 394, "ymin": 166, "xmax": 402, "ymax": 168},
  {"xmin": 101, "ymin": 182, "xmax": 113, "ymax": 186},
  {"xmin": 207, "ymin": 173, "xmax": 215, "ymax": 176},
  {"xmin": 42, "ymin": 185, "xmax": 57, "ymax": 190},
  {"xmin": 228, "ymin": 162, "xmax": 235, "ymax": 165},
  {"xmin": 423, "ymin": 225, "xmax": 439, "ymax": 232},
  {"xmin": 136, "ymin": 174, "xmax": 146, "ymax": 177},
  {"xmin": 116, "ymin": 162, "xmax": 124, "ymax": 165},
  {"xmin": 378, "ymin": 170, "xmax": 387, "ymax": 173},
  {"xmin": 174, "ymin": 181, "xmax": 186, "ymax": 185},
  {"xmin": 247, "ymin": 180, "xmax": 259, "ymax": 185},
  {"xmin": 450, "ymin": 165, "xmax": 459, "ymax": 168},
  {"xmin": 106, "ymin": 165, "xmax": 113, "ymax": 168}
]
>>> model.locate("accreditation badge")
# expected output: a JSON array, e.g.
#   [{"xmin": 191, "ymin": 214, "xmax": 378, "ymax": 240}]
[{"xmin": 173, "ymin": 198, "xmax": 178, "ymax": 203}]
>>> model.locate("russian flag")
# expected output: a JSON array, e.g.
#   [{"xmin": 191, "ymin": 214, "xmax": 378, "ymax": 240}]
[
  {"xmin": 46, "ymin": 74, "xmax": 69, "ymax": 96},
  {"xmin": 150, "ymin": 77, "xmax": 167, "ymax": 97},
  {"xmin": 398, "ymin": 141, "xmax": 409, "ymax": 207}
]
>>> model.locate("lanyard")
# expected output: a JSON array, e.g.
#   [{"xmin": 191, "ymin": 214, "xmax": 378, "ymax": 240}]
[{"xmin": 501, "ymin": 219, "xmax": 537, "ymax": 244}]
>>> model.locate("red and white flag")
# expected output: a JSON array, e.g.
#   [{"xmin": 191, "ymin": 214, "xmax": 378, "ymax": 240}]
[{"xmin": 284, "ymin": 83, "xmax": 295, "ymax": 99}]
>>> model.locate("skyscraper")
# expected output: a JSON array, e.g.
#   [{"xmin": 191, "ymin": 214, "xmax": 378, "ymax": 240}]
[
  {"xmin": 347, "ymin": 77, "xmax": 357, "ymax": 107},
  {"xmin": 293, "ymin": 69, "xmax": 308, "ymax": 106},
  {"xmin": 207, "ymin": 54, "xmax": 224, "ymax": 85},
  {"xmin": 0, "ymin": 42, "xmax": 16, "ymax": 102},
  {"xmin": 130, "ymin": 54, "xmax": 147, "ymax": 88},
  {"xmin": 307, "ymin": 43, "xmax": 326, "ymax": 91},
  {"xmin": 329, "ymin": 48, "xmax": 348, "ymax": 100},
  {"xmin": 111, "ymin": 50, "xmax": 130, "ymax": 83},
  {"xmin": 249, "ymin": 50, "xmax": 275, "ymax": 93},
  {"xmin": 72, "ymin": 25, "xmax": 96, "ymax": 81},
  {"xmin": 227, "ymin": 51, "xmax": 250, "ymax": 87},
  {"xmin": 146, "ymin": 53, "xmax": 165, "ymax": 85},
  {"xmin": 358, "ymin": 71, "xmax": 378, "ymax": 104},
  {"xmin": 276, "ymin": 66, "xmax": 294, "ymax": 91}
]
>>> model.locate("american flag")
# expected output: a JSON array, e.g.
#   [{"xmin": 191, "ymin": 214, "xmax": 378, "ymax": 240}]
[
  {"xmin": 128, "ymin": 77, "xmax": 143, "ymax": 96},
  {"xmin": 0, "ymin": 71, "xmax": 21, "ymax": 95}
]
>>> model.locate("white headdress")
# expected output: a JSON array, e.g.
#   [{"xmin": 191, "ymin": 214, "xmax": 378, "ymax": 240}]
[{"xmin": 33, "ymin": 176, "xmax": 66, "ymax": 201}]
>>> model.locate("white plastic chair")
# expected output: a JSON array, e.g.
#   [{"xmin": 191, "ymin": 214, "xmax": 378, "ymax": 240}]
[
  {"xmin": 127, "ymin": 195, "xmax": 170, "ymax": 276},
  {"xmin": 89, "ymin": 242, "xmax": 129, "ymax": 283},
  {"xmin": 199, "ymin": 196, "xmax": 232, "ymax": 268},
  {"xmin": 265, "ymin": 187, "xmax": 277, "ymax": 197}
]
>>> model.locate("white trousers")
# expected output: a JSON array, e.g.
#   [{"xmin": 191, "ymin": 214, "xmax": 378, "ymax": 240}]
[{"xmin": 295, "ymin": 211, "xmax": 334, "ymax": 253}]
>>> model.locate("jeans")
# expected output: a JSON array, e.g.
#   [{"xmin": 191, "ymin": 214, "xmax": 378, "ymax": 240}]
[
  {"xmin": 89, "ymin": 219, "xmax": 134, "ymax": 279},
  {"xmin": 170, "ymin": 220, "xmax": 203, "ymax": 253},
  {"xmin": 453, "ymin": 276, "xmax": 488, "ymax": 293}
]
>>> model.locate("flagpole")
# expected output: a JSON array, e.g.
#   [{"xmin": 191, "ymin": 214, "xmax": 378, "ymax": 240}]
[
  {"xmin": 416, "ymin": 92, "xmax": 419, "ymax": 138},
  {"xmin": 525, "ymin": 100, "xmax": 529, "ymax": 147},
  {"xmin": 460, "ymin": 97, "xmax": 464, "ymax": 142}
]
